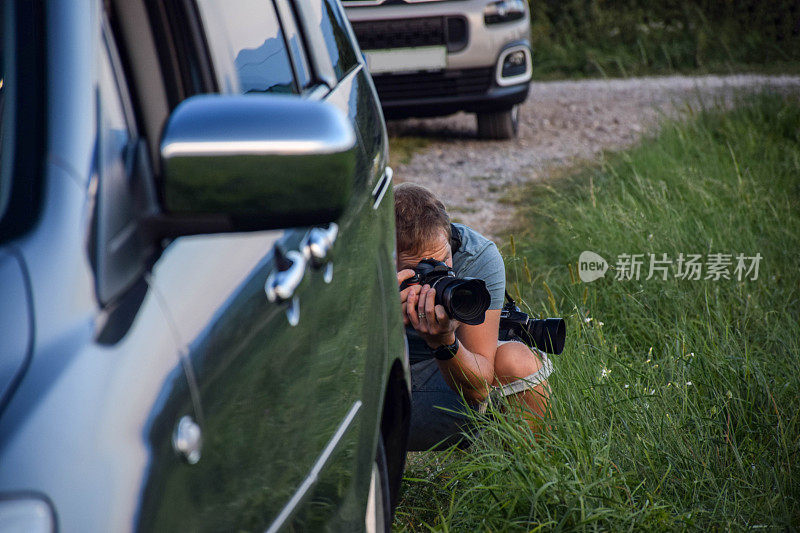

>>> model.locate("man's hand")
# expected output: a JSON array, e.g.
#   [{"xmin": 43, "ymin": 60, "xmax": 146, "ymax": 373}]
[{"xmin": 397, "ymin": 269, "xmax": 458, "ymax": 348}]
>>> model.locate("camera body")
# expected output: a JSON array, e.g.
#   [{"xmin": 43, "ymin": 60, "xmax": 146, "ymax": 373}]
[
  {"xmin": 499, "ymin": 299, "xmax": 566, "ymax": 355},
  {"xmin": 399, "ymin": 259, "xmax": 491, "ymax": 325}
]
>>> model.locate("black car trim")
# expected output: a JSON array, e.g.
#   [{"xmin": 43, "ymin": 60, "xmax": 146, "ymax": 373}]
[
  {"xmin": 107, "ymin": 0, "xmax": 172, "ymax": 175},
  {"xmin": 273, "ymin": 0, "xmax": 312, "ymax": 92},
  {"xmin": 291, "ymin": 3, "xmax": 337, "ymax": 89},
  {"xmin": 0, "ymin": 0, "xmax": 47, "ymax": 243}
]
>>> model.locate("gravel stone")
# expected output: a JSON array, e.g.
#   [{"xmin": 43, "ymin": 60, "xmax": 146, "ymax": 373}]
[{"xmin": 388, "ymin": 74, "xmax": 800, "ymax": 240}]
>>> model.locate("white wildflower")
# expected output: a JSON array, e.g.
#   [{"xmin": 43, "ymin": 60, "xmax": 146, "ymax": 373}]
[
  {"xmin": 624, "ymin": 384, "xmax": 630, "ymax": 389},
  {"xmin": 600, "ymin": 368, "xmax": 611, "ymax": 380},
  {"xmin": 584, "ymin": 317, "xmax": 593, "ymax": 323},
  {"xmin": 686, "ymin": 381, "xmax": 693, "ymax": 386}
]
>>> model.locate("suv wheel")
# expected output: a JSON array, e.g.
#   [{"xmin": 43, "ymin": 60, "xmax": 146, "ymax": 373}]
[
  {"xmin": 477, "ymin": 105, "xmax": 519, "ymax": 140},
  {"xmin": 365, "ymin": 436, "xmax": 391, "ymax": 533}
]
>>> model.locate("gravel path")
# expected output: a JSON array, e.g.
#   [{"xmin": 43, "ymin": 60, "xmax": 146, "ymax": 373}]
[{"xmin": 387, "ymin": 74, "xmax": 800, "ymax": 240}]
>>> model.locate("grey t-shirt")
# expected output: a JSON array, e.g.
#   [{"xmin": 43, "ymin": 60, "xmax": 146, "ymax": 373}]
[{"xmin": 407, "ymin": 223, "xmax": 506, "ymax": 364}]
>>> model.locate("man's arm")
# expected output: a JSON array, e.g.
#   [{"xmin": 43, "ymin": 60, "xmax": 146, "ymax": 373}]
[
  {"xmin": 402, "ymin": 274, "xmax": 498, "ymax": 402},
  {"xmin": 440, "ymin": 310, "xmax": 500, "ymax": 403}
]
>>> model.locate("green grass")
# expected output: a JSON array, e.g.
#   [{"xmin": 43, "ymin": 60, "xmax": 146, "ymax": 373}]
[
  {"xmin": 394, "ymin": 94, "xmax": 800, "ymax": 531},
  {"xmin": 389, "ymin": 135, "xmax": 432, "ymax": 169},
  {"xmin": 529, "ymin": 0, "xmax": 800, "ymax": 79}
]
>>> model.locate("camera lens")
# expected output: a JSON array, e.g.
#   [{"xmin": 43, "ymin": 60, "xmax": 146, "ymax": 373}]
[
  {"xmin": 435, "ymin": 278, "xmax": 491, "ymax": 325},
  {"xmin": 524, "ymin": 318, "xmax": 566, "ymax": 354}
]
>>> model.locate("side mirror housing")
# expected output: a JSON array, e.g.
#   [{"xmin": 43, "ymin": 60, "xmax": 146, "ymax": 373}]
[{"xmin": 156, "ymin": 95, "xmax": 356, "ymax": 236}]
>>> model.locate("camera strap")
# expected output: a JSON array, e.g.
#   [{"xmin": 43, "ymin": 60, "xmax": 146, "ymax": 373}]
[
  {"xmin": 503, "ymin": 290, "xmax": 519, "ymax": 312},
  {"xmin": 449, "ymin": 223, "xmax": 462, "ymax": 254}
]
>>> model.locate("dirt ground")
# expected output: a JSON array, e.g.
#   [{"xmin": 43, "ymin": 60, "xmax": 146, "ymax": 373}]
[{"xmin": 387, "ymin": 74, "xmax": 800, "ymax": 240}]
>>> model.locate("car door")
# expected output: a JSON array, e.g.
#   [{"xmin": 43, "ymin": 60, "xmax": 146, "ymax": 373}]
[
  {"xmin": 0, "ymin": 7, "xmax": 202, "ymax": 530},
  {"xmin": 140, "ymin": 1, "xmax": 394, "ymax": 531}
]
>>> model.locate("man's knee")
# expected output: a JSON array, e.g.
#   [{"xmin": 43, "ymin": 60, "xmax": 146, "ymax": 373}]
[{"xmin": 494, "ymin": 341, "xmax": 544, "ymax": 384}]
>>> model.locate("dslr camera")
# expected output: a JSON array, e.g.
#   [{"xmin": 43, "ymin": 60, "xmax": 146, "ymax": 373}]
[
  {"xmin": 499, "ymin": 294, "xmax": 565, "ymax": 354},
  {"xmin": 399, "ymin": 259, "xmax": 491, "ymax": 325}
]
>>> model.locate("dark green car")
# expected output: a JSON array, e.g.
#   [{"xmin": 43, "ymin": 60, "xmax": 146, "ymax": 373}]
[{"xmin": 0, "ymin": 0, "xmax": 409, "ymax": 531}]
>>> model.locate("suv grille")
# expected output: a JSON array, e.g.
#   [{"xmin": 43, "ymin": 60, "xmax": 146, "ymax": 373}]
[
  {"xmin": 372, "ymin": 68, "xmax": 493, "ymax": 102},
  {"xmin": 351, "ymin": 17, "xmax": 445, "ymax": 50}
]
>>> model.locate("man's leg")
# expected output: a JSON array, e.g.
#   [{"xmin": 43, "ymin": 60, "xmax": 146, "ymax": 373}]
[
  {"xmin": 408, "ymin": 359, "xmax": 478, "ymax": 450},
  {"xmin": 492, "ymin": 341, "xmax": 552, "ymax": 426}
]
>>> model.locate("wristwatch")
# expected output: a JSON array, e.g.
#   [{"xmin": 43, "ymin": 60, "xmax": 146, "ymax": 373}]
[{"xmin": 432, "ymin": 338, "xmax": 459, "ymax": 360}]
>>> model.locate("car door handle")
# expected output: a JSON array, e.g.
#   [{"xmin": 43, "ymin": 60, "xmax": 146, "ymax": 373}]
[
  {"xmin": 265, "ymin": 249, "xmax": 307, "ymax": 303},
  {"xmin": 172, "ymin": 415, "xmax": 202, "ymax": 465},
  {"xmin": 372, "ymin": 166, "xmax": 392, "ymax": 210},
  {"xmin": 304, "ymin": 223, "xmax": 338, "ymax": 267}
]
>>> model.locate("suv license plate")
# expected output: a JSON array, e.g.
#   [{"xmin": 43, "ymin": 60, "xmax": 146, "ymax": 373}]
[{"xmin": 365, "ymin": 46, "xmax": 446, "ymax": 74}]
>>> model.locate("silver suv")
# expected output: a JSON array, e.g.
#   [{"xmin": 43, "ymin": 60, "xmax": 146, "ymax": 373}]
[
  {"xmin": 0, "ymin": 0, "xmax": 409, "ymax": 531},
  {"xmin": 344, "ymin": 0, "xmax": 532, "ymax": 139}
]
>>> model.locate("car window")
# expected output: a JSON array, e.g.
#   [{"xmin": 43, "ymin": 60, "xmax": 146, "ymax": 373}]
[
  {"xmin": 0, "ymin": 0, "xmax": 44, "ymax": 243},
  {"xmin": 94, "ymin": 24, "xmax": 149, "ymax": 305},
  {"xmin": 0, "ymin": 3, "xmax": 11, "ymax": 223},
  {"xmin": 195, "ymin": 0, "xmax": 297, "ymax": 95},
  {"xmin": 273, "ymin": 0, "xmax": 311, "ymax": 91},
  {"xmin": 320, "ymin": 0, "xmax": 359, "ymax": 81}
]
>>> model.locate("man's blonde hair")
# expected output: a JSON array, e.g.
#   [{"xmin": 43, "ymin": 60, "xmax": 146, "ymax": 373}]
[{"xmin": 394, "ymin": 183, "xmax": 451, "ymax": 256}]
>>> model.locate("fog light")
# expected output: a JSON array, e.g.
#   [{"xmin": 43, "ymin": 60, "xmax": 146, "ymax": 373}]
[
  {"xmin": 502, "ymin": 50, "xmax": 527, "ymax": 77},
  {"xmin": 496, "ymin": 46, "xmax": 531, "ymax": 86}
]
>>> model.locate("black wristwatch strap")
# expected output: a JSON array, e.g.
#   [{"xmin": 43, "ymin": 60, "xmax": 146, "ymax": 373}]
[{"xmin": 433, "ymin": 338, "xmax": 459, "ymax": 360}]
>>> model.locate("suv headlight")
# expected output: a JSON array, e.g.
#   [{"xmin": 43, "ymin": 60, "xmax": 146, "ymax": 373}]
[
  {"xmin": 0, "ymin": 497, "xmax": 55, "ymax": 533},
  {"xmin": 484, "ymin": 0, "xmax": 526, "ymax": 25}
]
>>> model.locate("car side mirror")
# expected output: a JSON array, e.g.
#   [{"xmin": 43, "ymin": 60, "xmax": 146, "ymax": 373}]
[{"xmin": 154, "ymin": 94, "xmax": 357, "ymax": 236}]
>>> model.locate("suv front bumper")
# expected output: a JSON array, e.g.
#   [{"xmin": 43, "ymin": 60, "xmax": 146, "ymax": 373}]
[
  {"xmin": 374, "ymin": 64, "xmax": 529, "ymax": 119},
  {"xmin": 346, "ymin": 0, "xmax": 532, "ymax": 118}
]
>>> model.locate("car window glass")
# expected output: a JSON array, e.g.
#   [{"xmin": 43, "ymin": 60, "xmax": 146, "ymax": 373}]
[
  {"xmin": 195, "ymin": 0, "xmax": 297, "ymax": 95},
  {"xmin": 273, "ymin": 0, "xmax": 311, "ymax": 90},
  {"xmin": 320, "ymin": 0, "xmax": 358, "ymax": 81},
  {"xmin": 0, "ymin": 3, "xmax": 10, "ymax": 222},
  {"xmin": 99, "ymin": 36, "xmax": 134, "ymax": 158},
  {"xmin": 0, "ymin": 0, "xmax": 45, "ymax": 243},
  {"xmin": 95, "ymin": 29, "xmax": 143, "ymax": 304}
]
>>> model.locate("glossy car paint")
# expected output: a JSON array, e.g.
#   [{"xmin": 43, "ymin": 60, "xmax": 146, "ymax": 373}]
[
  {"xmin": 0, "ymin": 0, "xmax": 409, "ymax": 531},
  {"xmin": 0, "ymin": 2, "xmax": 201, "ymax": 530}
]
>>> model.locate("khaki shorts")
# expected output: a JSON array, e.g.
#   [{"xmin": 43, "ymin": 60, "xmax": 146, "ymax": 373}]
[{"xmin": 479, "ymin": 341, "xmax": 554, "ymax": 413}]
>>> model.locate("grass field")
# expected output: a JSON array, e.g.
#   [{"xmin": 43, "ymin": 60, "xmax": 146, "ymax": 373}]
[
  {"xmin": 394, "ymin": 94, "xmax": 800, "ymax": 531},
  {"xmin": 528, "ymin": 0, "xmax": 800, "ymax": 80}
]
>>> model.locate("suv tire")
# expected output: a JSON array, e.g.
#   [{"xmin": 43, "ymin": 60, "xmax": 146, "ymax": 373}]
[
  {"xmin": 365, "ymin": 435, "xmax": 391, "ymax": 533},
  {"xmin": 477, "ymin": 106, "xmax": 519, "ymax": 140}
]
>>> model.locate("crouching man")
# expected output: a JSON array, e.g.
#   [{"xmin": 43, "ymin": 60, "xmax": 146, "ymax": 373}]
[{"xmin": 395, "ymin": 183, "xmax": 553, "ymax": 450}]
